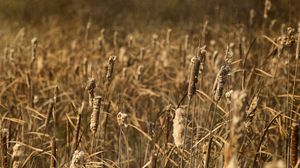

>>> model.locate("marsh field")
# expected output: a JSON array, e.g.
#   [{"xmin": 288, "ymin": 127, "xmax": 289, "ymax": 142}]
[{"xmin": 0, "ymin": 0, "xmax": 300, "ymax": 167}]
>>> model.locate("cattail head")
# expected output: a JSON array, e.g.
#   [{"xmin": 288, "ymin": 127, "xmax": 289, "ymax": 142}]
[
  {"xmin": 249, "ymin": 9, "xmax": 256, "ymax": 26},
  {"xmin": 172, "ymin": 108, "xmax": 186, "ymax": 147},
  {"xmin": 184, "ymin": 35, "xmax": 189, "ymax": 50},
  {"xmin": 70, "ymin": 150, "xmax": 86, "ymax": 168},
  {"xmin": 188, "ymin": 46, "xmax": 206, "ymax": 99},
  {"xmin": 213, "ymin": 64, "xmax": 230, "ymax": 101},
  {"xmin": 117, "ymin": 112, "xmax": 128, "ymax": 128},
  {"xmin": 140, "ymin": 47, "xmax": 145, "ymax": 61},
  {"xmin": 127, "ymin": 35, "xmax": 134, "ymax": 48},
  {"xmin": 90, "ymin": 96, "xmax": 102, "ymax": 134},
  {"xmin": 296, "ymin": 23, "xmax": 300, "ymax": 60},
  {"xmin": 106, "ymin": 56, "xmax": 117, "ymax": 85},
  {"xmin": 31, "ymin": 37, "xmax": 38, "ymax": 60},
  {"xmin": 12, "ymin": 143, "xmax": 24, "ymax": 168},
  {"xmin": 152, "ymin": 34, "xmax": 158, "ymax": 49},
  {"xmin": 264, "ymin": 160, "xmax": 285, "ymax": 168},
  {"xmin": 166, "ymin": 28, "xmax": 172, "ymax": 47},
  {"xmin": 136, "ymin": 65, "xmax": 144, "ymax": 82},
  {"xmin": 225, "ymin": 90, "xmax": 233, "ymax": 105},
  {"xmin": 113, "ymin": 31, "xmax": 118, "ymax": 48},
  {"xmin": 264, "ymin": 0, "xmax": 271, "ymax": 19},
  {"xmin": 53, "ymin": 85, "xmax": 58, "ymax": 104},
  {"xmin": 86, "ymin": 78, "xmax": 96, "ymax": 107}
]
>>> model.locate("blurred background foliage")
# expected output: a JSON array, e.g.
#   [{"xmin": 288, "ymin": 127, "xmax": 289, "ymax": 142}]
[{"xmin": 0, "ymin": 0, "xmax": 299, "ymax": 28}]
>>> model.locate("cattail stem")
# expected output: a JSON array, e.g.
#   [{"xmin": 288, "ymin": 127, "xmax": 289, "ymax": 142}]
[
  {"xmin": 50, "ymin": 137, "xmax": 57, "ymax": 168},
  {"xmin": 290, "ymin": 122, "xmax": 298, "ymax": 167}
]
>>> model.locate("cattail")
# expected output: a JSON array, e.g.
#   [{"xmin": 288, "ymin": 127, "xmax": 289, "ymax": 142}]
[
  {"xmin": 127, "ymin": 35, "xmax": 133, "ymax": 48},
  {"xmin": 224, "ymin": 90, "xmax": 247, "ymax": 167},
  {"xmin": 45, "ymin": 99, "xmax": 55, "ymax": 130},
  {"xmin": 264, "ymin": 0, "xmax": 271, "ymax": 19},
  {"xmin": 122, "ymin": 67, "xmax": 128, "ymax": 78},
  {"xmin": 106, "ymin": 56, "xmax": 116, "ymax": 85},
  {"xmin": 188, "ymin": 47, "xmax": 206, "ymax": 99},
  {"xmin": 136, "ymin": 65, "xmax": 144, "ymax": 82},
  {"xmin": 152, "ymin": 34, "xmax": 158, "ymax": 49},
  {"xmin": 12, "ymin": 143, "xmax": 24, "ymax": 168},
  {"xmin": 50, "ymin": 137, "xmax": 57, "ymax": 168},
  {"xmin": 85, "ymin": 21, "xmax": 92, "ymax": 42},
  {"xmin": 53, "ymin": 85, "xmax": 58, "ymax": 104},
  {"xmin": 245, "ymin": 96, "xmax": 259, "ymax": 128},
  {"xmin": 213, "ymin": 64, "xmax": 230, "ymax": 102},
  {"xmin": 184, "ymin": 35, "xmax": 189, "ymax": 51},
  {"xmin": 290, "ymin": 122, "xmax": 298, "ymax": 167},
  {"xmin": 73, "ymin": 103, "xmax": 84, "ymax": 151},
  {"xmin": 0, "ymin": 129, "xmax": 8, "ymax": 168},
  {"xmin": 90, "ymin": 96, "xmax": 102, "ymax": 134},
  {"xmin": 70, "ymin": 150, "xmax": 85, "ymax": 168},
  {"xmin": 225, "ymin": 90, "xmax": 233, "ymax": 105},
  {"xmin": 140, "ymin": 47, "xmax": 145, "ymax": 61},
  {"xmin": 296, "ymin": 23, "xmax": 300, "ymax": 60},
  {"xmin": 166, "ymin": 28, "xmax": 172, "ymax": 47},
  {"xmin": 9, "ymin": 49, "xmax": 15, "ymax": 64},
  {"xmin": 264, "ymin": 160, "xmax": 285, "ymax": 168},
  {"xmin": 249, "ymin": 9, "xmax": 256, "ymax": 26},
  {"xmin": 85, "ymin": 78, "xmax": 96, "ymax": 107},
  {"xmin": 201, "ymin": 20, "xmax": 209, "ymax": 45},
  {"xmin": 172, "ymin": 108, "xmax": 186, "ymax": 147},
  {"xmin": 113, "ymin": 31, "xmax": 118, "ymax": 48},
  {"xmin": 117, "ymin": 112, "xmax": 128, "ymax": 128},
  {"xmin": 31, "ymin": 37, "xmax": 38, "ymax": 61}
]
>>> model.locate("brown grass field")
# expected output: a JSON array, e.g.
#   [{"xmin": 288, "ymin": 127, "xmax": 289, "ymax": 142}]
[{"xmin": 0, "ymin": 0, "xmax": 300, "ymax": 167}]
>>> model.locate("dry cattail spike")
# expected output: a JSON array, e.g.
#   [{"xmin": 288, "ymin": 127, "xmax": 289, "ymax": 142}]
[
  {"xmin": 188, "ymin": 46, "xmax": 206, "ymax": 99},
  {"xmin": 245, "ymin": 96, "xmax": 259, "ymax": 128},
  {"xmin": 70, "ymin": 150, "xmax": 85, "ymax": 168},
  {"xmin": 85, "ymin": 21, "xmax": 92, "ymax": 42},
  {"xmin": 127, "ymin": 35, "xmax": 133, "ymax": 48},
  {"xmin": 0, "ymin": 129, "xmax": 8, "ymax": 168},
  {"xmin": 90, "ymin": 96, "xmax": 102, "ymax": 134},
  {"xmin": 122, "ymin": 67, "xmax": 128, "ymax": 78},
  {"xmin": 140, "ymin": 47, "xmax": 145, "ymax": 61},
  {"xmin": 117, "ymin": 112, "xmax": 128, "ymax": 128},
  {"xmin": 113, "ymin": 31, "xmax": 118, "ymax": 48},
  {"xmin": 106, "ymin": 56, "xmax": 117, "ymax": 85},
  {"xmin": 224, "ymin": 90, "xmax": 247, "ymax": 167},
  {"xmin": 9, "ymin": 48, "xmax": 15, "ymax": 64},
  {"xmin": 136, "ymin": 65, "xmax": 144, "ymax": 82},
  {"xmin": 50, "ymin": 137, "xmax": 57, "ymax": 168},
  {"xmin": 296, "ymin": 23, "xmax": 300, "ymax": 60},
  {"xmin": 152, "ymin": 34, "xmax": 158, "ymax": 49},
  {"xmin": 85, "ymin": 78, "xmax": 96, "ymax": 107},
  {"xmin": 31, "ymin": 37, "xmax": 38, "ymax": 60},
  {"xmin": 213, "ymin": 63, "xmax": 230, "ymax": 102},
  {"xmin": 172, "ymin": 108, "xmax": 185, "ymax": 147},
  {"xmin": 263, "ymin": 160, "xmax": 285, "ymax": 168},
  {"xmin": 184, "ymin": 35, "xmax": 189, "ymax": 51},
  {"xmin": 290, "ymin": 122, "xmax": 298, "ymax": 167},
  {"xmin": 249, "ymin": 9, "xmax": 256, "ymax": 26},
  {"xmin": 264, "ymin": 0, "xmax": 271, "ymax": 19},
  {"xmin": 53, "ymin": 85, "xmax": 59, "ymax": 104},
  {"xmin": 166, "ymin": 28, "xmax": 172, "ymax": 47},
  {"xmin": 12, "ymin": 143, "xmax": 24, "ymax": 168}
]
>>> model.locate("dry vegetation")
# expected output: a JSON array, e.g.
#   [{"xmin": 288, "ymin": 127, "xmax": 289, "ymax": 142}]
[{"xmin": 0, "ymin": 1, "xmax": 300, "ymax": 168}]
